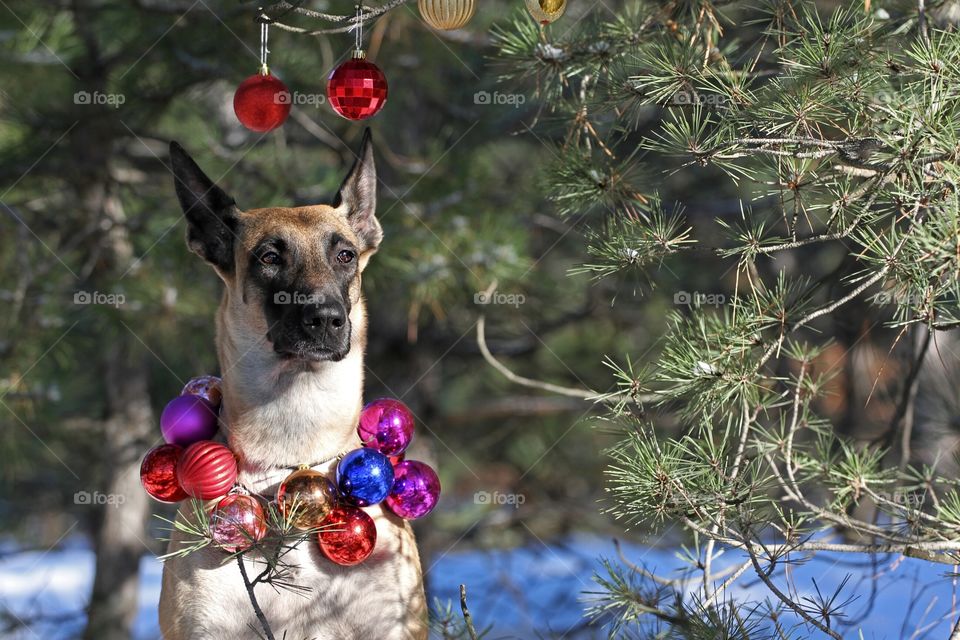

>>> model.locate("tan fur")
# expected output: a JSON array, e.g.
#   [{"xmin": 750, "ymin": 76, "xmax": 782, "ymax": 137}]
[{"xmin": 158, "ymin": 204, "xmax": 428, "ymax": 639}]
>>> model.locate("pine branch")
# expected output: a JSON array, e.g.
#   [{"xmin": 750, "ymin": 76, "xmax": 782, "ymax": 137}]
[
  {"xmin": 237, "ymin": 555, "xmax": 276, "ymax": 640},
  {"xmin": 259, "ymin": 0, "xmax": 412, "ymax": 36}
]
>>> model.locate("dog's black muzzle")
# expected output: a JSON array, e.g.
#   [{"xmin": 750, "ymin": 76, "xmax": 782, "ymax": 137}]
[{"xmin": 267, "ymin": 290, "xmax": 352, "ymax": 362}]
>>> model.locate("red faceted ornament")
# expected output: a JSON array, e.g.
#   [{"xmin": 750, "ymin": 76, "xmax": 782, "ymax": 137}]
[
  {"xmin": 317, "ymin": 505, "xmax": 377, "ymax": 565},
  {"xmin": 233, "ymin": 71, "xmax": 291, "ymax": 133},
  {"xmin": 140, "ymin": 444, "xmax": 188, "ymax": 503},
  {"xmin": 177, "ymin": 440, "xmax": 238, "ymax": 500},
  {"xmin": 210, "ymin": 493, "xmax": 268, "ymax": 552},
  {"xmin": 327, "ymin": 52, "xmax": 388, "ymax": 121}
]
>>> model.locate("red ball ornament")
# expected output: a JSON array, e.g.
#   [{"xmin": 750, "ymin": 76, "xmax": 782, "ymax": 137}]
[
  {"xmin": 210, "ymin": 493, "xmax": 268, "ymax": 552},
  {"xmin": 233, "ymin": 70, "xmax": 291, "ymax": 133},
  {"xmin": 327, "ymin": 52, "xmax": 388, "ymax": 121},
  {"xmin": 140, "ymin": 444, "xmax": 188, "ymax": 503},
  {"xmin": 317, "ymin": 505, "xmax": 377, "ymax": 566},
  {"xmin": 177, "ymin": 440, "xmax": 238, "ymax": 500}
]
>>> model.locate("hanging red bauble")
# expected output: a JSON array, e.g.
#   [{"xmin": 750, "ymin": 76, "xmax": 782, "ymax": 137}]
[
  {"xmin": 327, "ymin": 51, "xmax": 388, "ymax": 121},
  {"xmin": 209, "ymin": 493, "xmax": 268, "ymax": 552},
  {"xmin": 233, "ymin": 70, "xmax": 291, "ymax": 133},
  {"xmin": 140, "ymin": 444, "xmax": 189, "ymax": 503},
  {"xmin": 177, "ymin": 440, "xmax": 238, "ymax": 500},
  {"xmin": 317, "ymin": 505, "xmax": 377, "ymax": 565}
]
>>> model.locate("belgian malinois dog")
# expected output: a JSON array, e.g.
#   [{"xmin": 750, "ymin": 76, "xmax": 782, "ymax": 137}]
[{"xmin": 158, "ymin": 131, "xmax": 427, "ymax": 639}]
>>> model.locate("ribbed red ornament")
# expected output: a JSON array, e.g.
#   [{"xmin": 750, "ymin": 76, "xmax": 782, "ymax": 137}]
[
  {"xmin": 176, "ymin": 441, "xmax": 238, "ymax": 500},
  {"xmin": 326, "ymin": 54, "xmax": 388, "ymax": 121},
  {"xmin": 140, "ymin": 444, "xmax": 189, "ymax": 503},
  {"xmin": 233, "ymin": 72, "xmax": 291, "ymax": 133}
]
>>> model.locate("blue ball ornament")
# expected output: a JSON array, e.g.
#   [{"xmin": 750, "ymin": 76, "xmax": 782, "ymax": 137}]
[{"xmin": 336, "ymin": 448, "xmax": 395, "ymax": 506}]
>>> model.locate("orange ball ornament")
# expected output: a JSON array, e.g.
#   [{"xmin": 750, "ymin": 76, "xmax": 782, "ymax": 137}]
[{"xmin": 276, "ymin": 468, "xmax": 339, "ymax": 530}]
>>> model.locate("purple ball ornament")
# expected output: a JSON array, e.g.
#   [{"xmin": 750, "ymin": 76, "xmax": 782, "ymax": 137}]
[
  {"xmin": 161, "ymin": 394, "xmax": 219, "ymax": 446},
  {"xmin": 358, "ymin": 398, "xmax": 415, "ymax": 456},
  {"xmin": 385, "ymin": 460, "xmax": 441, "ymax": 519}
]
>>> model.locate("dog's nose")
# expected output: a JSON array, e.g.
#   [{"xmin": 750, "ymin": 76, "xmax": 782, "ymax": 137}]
[{"xmin": 301, "ymin": 301, "xmax": 347, "ymax": 334}]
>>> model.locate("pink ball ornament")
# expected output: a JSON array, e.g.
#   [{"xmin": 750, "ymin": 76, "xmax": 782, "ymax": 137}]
[
  {"xmin": 210, "ymin": 493, "xmax": 267, "ymax": 552},
  {"xmin": 358, "ymin": 398, "xmax": 414, "ymax": 456},
  {"xmin": 385, "ymin": 460, "xmax": 441, "ymax": 520},
  {"xmin": 181, "ymin": 375, "xmax": 222, "ymax": 408},
  {"xmin": 161, "ymin": 395, "xmax": 219, "ymax": 446}
]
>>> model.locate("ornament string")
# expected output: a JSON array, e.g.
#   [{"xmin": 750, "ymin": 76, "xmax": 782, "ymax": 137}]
[
  {"xmin": 352, "ymin": 4, "xmax": 363, "ymax": 55},
  {"xmin": 260, "ymin": 19, "xmax": 270, "ymax": 74}
]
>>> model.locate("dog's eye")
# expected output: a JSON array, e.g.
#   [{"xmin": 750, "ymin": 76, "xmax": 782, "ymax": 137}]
[
  {"xmin": 337, "ymin": 250, "xmax": 355, "ymax": 265},
  {"xmin": 259, "ymin": 251, "xmax": 281, "ymax": 266}
]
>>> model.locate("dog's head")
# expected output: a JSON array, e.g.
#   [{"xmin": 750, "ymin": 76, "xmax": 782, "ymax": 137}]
[{"xmin": 169, "ymin": 131, "xmax": 382, "ymax": 364}]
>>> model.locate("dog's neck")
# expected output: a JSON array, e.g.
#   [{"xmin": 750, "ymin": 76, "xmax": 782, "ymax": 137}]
[{"xmin": 214, "ymin": 289, "xmax": 367, "ymax": 478}]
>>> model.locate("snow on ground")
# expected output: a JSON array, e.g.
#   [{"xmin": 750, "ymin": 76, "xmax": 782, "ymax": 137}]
[{"xmin": 0, "ymin": 535, "xmax": 955, "ymax": 639}]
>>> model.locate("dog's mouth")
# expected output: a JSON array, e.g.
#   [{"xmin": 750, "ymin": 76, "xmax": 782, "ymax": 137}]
[
  {"xmin": 272, "ymin": 343, "xmax": 347, "ymax": 363},
  {"xmin": 274, "ymin": 346, "xmax": 346, "ymax": 363}
]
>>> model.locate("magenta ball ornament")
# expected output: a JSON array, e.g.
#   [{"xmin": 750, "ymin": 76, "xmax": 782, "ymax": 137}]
[
  {"xmin": 358, "ymin": 398, "xmax": 415, "ymax": 456},
  {"xmin": 160, "ymin": 395, "xmax": 219, "ymax": 446},
  {"xmin": 385, "ymin": 460, "xmax": 441, "ymax": 520}
]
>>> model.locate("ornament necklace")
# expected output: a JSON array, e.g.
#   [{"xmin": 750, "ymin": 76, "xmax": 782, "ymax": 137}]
[{"xmin": 140, "ymin": 375, "xmax": 440, "ymax": 566}]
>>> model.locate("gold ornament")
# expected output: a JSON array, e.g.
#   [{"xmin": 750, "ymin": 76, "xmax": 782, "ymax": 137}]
[
  {"xmin": 525, "ymin": 0, "xmax": 566, "ymax": 24},
  {"xmin": 418, "ymin": 0, "xmax": 476, "ymax": 30},
  {"xmin": 276, "ymin": 468, "xmax": 338, "ymax": 530}
]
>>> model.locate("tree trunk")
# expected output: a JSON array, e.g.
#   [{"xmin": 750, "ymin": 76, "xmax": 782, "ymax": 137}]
[{"xmin": 81, "ymin": 182, "xmax": 156, "ymax": 640}]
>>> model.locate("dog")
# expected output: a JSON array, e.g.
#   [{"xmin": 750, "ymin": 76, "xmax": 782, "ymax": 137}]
[{"xmin": 158, "ymin": 131, "xmax": 427, "ymax": 640}]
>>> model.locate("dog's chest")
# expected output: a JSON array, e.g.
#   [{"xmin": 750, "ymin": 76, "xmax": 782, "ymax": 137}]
[{"xmin": 160, "ymin": 500, "xmax": 425, "ymax": 640}]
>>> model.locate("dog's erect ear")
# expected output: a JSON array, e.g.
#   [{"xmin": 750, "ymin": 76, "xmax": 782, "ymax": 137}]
[
  {"xmin": 333, "ymin": 129, "xmax": 382, "ymax": 256},
  {"xmin": 169, "ymin": 141, "xmax": 239, "ymax": 273}
]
